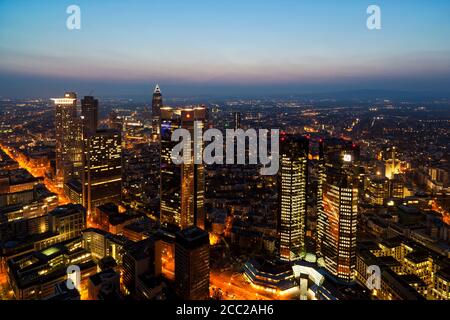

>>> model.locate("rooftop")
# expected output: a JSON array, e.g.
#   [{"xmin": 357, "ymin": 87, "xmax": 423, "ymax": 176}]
[
  {"xmin": 124, "ymin": 238, "xmax": 155, "ymax": 261},
  {"xmin": 89, "ymin": 268, "xmax": 119, "ymax": 287},
  {"xmin": 436, "ymin": 267, "xmax": 450, "ymax": 282},
  {"xmin": 0, "ymin": 168, "xmax": 40, "ymax": 186},
  {"xmin": 175, "ymin": 226, "xmax": 209, "ymax": 249},
  {"xmin": 405, "ymin": 251, "xmax": 430, "ymax": 264},
  {"xmin": 48, "ymin": 204, "xmax": 85, "ymax": 218}
]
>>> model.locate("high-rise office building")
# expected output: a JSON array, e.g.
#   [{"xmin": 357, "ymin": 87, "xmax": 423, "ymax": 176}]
[
  {"xmin": 389, "ymin": 175, "xmax": 404, "ymax": 199},
  {"xmin": 52, "ymin": 92, "xmax": 83, "ymax": 186},
  {"xmin": 160, "ymin": 107, "xmax": 181, "ymax": 229},
  {"xmin": 318, "ymin": 169, "xmax": 358, "ymax": 283},
  {"xmin": 160, "ymin": 107, "xmax": 206, "ymax": 230},
  {"xmin": 278, "ymin": 135, "xmax": 309, "ymax": 261},
  {"xmin": 317, "ymin": 140, "xmax": 325, "ymax": 218},
  {"xmin": 81, "ymin": 96, "xmax": 99, "ymax": 137},
  {"xmin": 366, "ymin": 175, "xmax": 389, "ymax": 206},
  {"xmin": 82, "ymin": 129, "xmax": 122, "ymax": 215},
  {"xmin": 152, "ymin": 84, "xmax": 163, "ymax": 138},
  {"xmin": 175, "ymin": 226, "xmax": 210, "ymax": 300},
  {"xmin": 122, "ymin": 238, "xmax": 155, "ymax": 296},
  {"xmin": 316, "ymin": 139, "xmax": 326, "ymax": 255},
  {"xmin": 180, "ymin": 108, "xmax": 206, "ymax": 230}
]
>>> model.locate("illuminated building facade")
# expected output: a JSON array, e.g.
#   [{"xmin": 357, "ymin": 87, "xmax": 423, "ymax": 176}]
[
  {"xmin": 82, "ymin": 129, "xmax": 122, "ymax": 215},
  {"xmin": 356, "ymin": 248, "xmax": 426, "ymax": 300},
  {"xmin": 318, "ymin": 170, "xmax": 358, "ymax": 283},
  {"xmin": 175, "ymin": 226, "xmax": 210, "ymax": 300},
  {"xmin": 81, "ymin": 96, "xmax": 99, "ymax": 137},
  {"xmin": 316, "ymin": 139, "xmax": 325, "ymax": 240},
  {"xmin": 155, "ymin": 229, "xmax": 176, "ymax": 281},
  {"xmin": 355, "ymin": 239, "xmax": 447, "ymax": 300},
  {"xmin": 243, "ymin": 258, "xmax": 298, "ymax": 296},
  {"xmin": 430, "ymin": 268, "xmax": 450, "ymax": 300},
  {"xmin": 243, "ymin": 258, "xmax": 331, "ymax": 300},
  {"xmin": 0, "ymin": 187, "xmax": 58, "ymax": 241},
  {"xmin": 278, "ymin": 135, "xmax": 308, "ymax": 261},
  {"xmin": 64, "ymin": 179, "xmax": 83, "ymax": 205},
  {"xmin": 160, "ymin": 107, "xmax": 181, "ymax": 228},
  {"xmin": 52, "ymin": 92, "xmax": 83, "ymax": 186},
  {"xmin": 82, "ymin": 228, "xmax": 129, "ymax": 264},
  {"xmin": 7, "ymin": 236, "xmax": 96, "ymax": 300},
  {"xmin": 160, "ymin": 107, "xmax": 206, "ymax": 230},
  {"xmin": 366, "ymin": 175, "xmax": 389, "ymax": 206},
  {"xmin": 389, "ymin": 176, "xmax": 405, "ymax": 199},
  {"xmin": 0, "ymin": 169, "xmax": 42, "ymax": 206},
  {"xmin": 47, "ymin": 204, "xmax": 86, "ymax": 239},
  {"xmin": 384, "ymin": 147, "xmax": 409, "ymax": 180},
  {"xmin": 180, "ymin": 108, "xmax": 206, "ymax": 230}
]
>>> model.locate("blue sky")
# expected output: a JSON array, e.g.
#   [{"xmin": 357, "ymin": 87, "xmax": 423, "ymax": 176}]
[{"xmin": 1, "ymin": 0, "xmax": 450, "ymax": 97}]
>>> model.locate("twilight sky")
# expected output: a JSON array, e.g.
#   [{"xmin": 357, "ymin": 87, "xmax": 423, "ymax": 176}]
[{"xmin": 1, "ymin": 0, "xmax": 450, "ymax": 98}]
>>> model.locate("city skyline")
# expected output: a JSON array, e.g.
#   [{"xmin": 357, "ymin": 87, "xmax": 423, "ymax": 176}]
[
  {"xmin": 1, "ymin": 0, "xmax": 450, "ymax": 307},
  {"xmin": 1, "ymin": 0, "xmax": 450, "ymax": 97},
  {"xmin": 1, "ymin": 86, "xmax": 449, "ymax": 302}
]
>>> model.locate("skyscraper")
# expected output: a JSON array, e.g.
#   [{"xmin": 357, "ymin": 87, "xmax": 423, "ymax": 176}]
[
  {"xmin": 160, "ymin": 107, "xmax": 181, "ymax": 229},
  {"xmin": 152, "ymin": 84, "xmax": 163, "ymax": 139},
  {"xmin": 52, "ymin": 92, "xmax": 83, "ymax": 187},
  {"xmin": 175, "ymin": 226, "xmax": 210, "ymax": 300},
  {"xmin": 278, "ymin": 135, "xmax": 309, "ymax": 262},
  {"xmin": 160, "ymin": 107, "xmax": 206, "ymax": 231},
  {"xmin": 318, "ymin": 169, "xmax": 358, "ymax": 283},
  {"xmin": 180, "ymin": 107, "xmax": 206, "ymax": 230},
  {"xmin": 81, "ymin": 96, "xmax": 99, "ymax": 137},
  {"xmin": 82, "ymin": 129, "xmax": 122, "ymax": 215},
  {"xmin": 316, "ymin": 139, "xmax": 325, "ymax": 255},
  {"xmin": 233, "ymin": 112, "xmax": 241, "ymax": 130},
  {"xmin": 323, "ymin": 138, "xmax": 359, "ymax": 168}
]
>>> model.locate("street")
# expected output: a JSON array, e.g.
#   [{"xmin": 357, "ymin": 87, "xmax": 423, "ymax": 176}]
[{"xmin": 210, "ymin": 270, "xmax": 277, "ymax": 300}]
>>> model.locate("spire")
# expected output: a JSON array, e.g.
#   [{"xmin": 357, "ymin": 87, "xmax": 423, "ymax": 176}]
[{"xmin": 154, "ymin": 84, "xmax": 161, "ymax": 94}]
